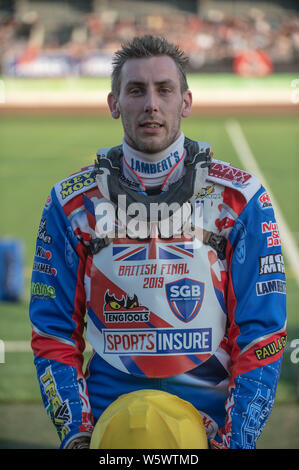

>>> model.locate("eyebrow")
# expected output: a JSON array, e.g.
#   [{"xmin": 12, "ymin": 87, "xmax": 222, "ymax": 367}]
[{"xmin": 125, "ymin": 79, "xmax": 177, "ymax": 89}]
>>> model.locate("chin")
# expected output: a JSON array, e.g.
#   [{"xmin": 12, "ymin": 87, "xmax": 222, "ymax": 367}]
[
  {"xmin": 137, "ymin": 139, "xmax": 172, "ymax": 154},
  {"xmin": 140, "ymin": 145, "xmax": 164, "ymax": 154}
]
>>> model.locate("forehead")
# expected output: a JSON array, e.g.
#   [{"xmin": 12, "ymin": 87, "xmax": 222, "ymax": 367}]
[{"xmin": 120, "ymin": 55, "xmax": 181, "ymax": 89}]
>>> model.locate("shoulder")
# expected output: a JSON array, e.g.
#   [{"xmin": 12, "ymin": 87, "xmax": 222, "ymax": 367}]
[
  {"xmin": 207, "ymin": 158, "xmax": 261, "ymax": 205},
  {"xmin": 52, "ymin": 163, "xmax": 98, "ymax": 207}
]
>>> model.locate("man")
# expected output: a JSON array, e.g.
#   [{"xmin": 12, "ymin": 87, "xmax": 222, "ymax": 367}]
[{"xmin": 29, "ymin": 35, "xmax": 287, "ymax": 449}]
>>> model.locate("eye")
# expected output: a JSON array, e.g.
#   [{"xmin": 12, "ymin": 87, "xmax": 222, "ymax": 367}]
[
  {"xmin": 128, "ymin": 88, "xmax": 143, "ymax": 96},
  {"xmin": 128, "ymin": 301, "xmax": 138, "ymax": 309},
  {"xmin": 109, "ymin": 301, "xmax": 122, "ymax": 309},
  {"xmin": 159, "ymin": 87, "xmax": 172, "ymax": 95}
]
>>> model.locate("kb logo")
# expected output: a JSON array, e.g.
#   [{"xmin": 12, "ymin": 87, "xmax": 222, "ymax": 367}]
[{"xmin": 166, "ymin": 278, "xmax": 205, "ymax": 323}]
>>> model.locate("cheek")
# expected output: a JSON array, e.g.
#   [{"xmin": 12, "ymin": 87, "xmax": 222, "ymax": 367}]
[
  {"xmin": 120, "ymin": 108, "xmax": 137, "ymax": 138},
  {"xmin": 167, "ymin": 105, "xmax": 183, "ymax": 128},
  {"xmin": 119, "ymin": 101, "xmax": 137, "ymax": 123}
]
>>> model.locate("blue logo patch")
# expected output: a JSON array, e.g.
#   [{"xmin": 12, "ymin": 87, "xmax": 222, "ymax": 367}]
[
  {"xmin": 234, "ymin": 219, "xmax": 246, "ymax": 264},
  {"xmin": 165, "ymin": 278, "xmax": 205, "ymax": 323}
]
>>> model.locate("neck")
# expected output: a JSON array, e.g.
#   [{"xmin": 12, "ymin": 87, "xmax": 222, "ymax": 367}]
[{"xmin": 121, "ymin": 132, "xmax": 186, "ymax": 191}]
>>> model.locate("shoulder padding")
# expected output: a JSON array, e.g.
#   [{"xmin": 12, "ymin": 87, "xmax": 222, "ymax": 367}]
[{"xmin": 207, "ymin": 159, "xmax": 261, "ymax": 203}]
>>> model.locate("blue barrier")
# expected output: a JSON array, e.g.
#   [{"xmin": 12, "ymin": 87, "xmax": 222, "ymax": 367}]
[{"xmin": 0, "ymin": 239, "xmax": 24, "ymax": 301}]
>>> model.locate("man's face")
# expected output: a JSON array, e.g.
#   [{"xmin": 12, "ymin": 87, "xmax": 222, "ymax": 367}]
[{"xmin": 108, "ymin": 56, "xmax": 192, "ymax": 154}]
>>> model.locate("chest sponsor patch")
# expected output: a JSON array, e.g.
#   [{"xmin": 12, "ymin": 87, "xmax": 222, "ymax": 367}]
[
  {"xmin": 103, "ymin": 327, "xmax": 212, "ymax": 355},
  {"xmin": 103, "ymin": 290, "xmax": 150, "ymax": 323},
  {"xmin": 166, "ymin": 278, "xmax": 205, "ymax": 323}
]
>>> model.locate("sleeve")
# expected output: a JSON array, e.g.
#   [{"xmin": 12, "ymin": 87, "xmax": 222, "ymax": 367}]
[
  {"xmin": 213, "ymin": 185, "xmax": 287, "ymax": 449},
  {"xmin": 29, "ymin": 188, "xmax": 94, "ymax": 448}
]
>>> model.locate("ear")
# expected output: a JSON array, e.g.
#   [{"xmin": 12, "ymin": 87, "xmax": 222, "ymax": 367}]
[
  {"xmin": 181, "ymin": 90, "xmax": 192, "ymax": 118},
  {"xmin": 107, "ymin": 92, "xmax": 120, "ymax": 119}
]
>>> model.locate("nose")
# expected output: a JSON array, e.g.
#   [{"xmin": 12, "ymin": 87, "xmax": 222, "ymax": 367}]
[{"xmin": 144, "ymin": 89, "xmax": 158, "ymax": 113}]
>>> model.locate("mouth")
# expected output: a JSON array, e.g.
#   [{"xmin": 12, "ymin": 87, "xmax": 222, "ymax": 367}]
[{"xmin": 139, "ymin": 121, "xmax": 163, "ymax": 129}]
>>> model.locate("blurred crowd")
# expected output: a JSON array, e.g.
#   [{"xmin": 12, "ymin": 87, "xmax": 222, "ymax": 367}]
[
  {"xmin": 84, "ymin": 9, "xmax": 299, "ymax": 70},
  {"xmin": 0, "ymin": 3, "xmax": 299, "ymax": 75}
]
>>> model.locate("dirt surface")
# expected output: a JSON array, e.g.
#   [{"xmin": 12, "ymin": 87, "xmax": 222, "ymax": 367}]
[{"xmin": 0, "ymin": 86, "xmax": 298, "ymax": 115}]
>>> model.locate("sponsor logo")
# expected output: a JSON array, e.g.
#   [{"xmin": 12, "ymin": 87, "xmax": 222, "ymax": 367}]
[
  {"xmin": 209, "ymin": 162, "xmax": 251, "ymax": 187},
  {"xmin": 103, "ymin": 291, "xmax": 150, "ymax": 323},
  {"xmin": 35, "ymin": 246, "xmax": 52, "ymax": 260},
  {"xmin": 31, "ymin": 282, "xmax": 56, "ymax": 299},
  {"xmin": 129, "ymin": 151, "xmax": 180, "ymax": 175},
  {"xmin": 259, "ymin": 253, "xmax": 285, "ymax": 275},
  {"xmin": 258, "ymin": 191, "xmax": 272, "ymax": 209},
  {"xmin": 261, "ymin": 221, "xmax": 281, "ymax": 247},
  {"xmin": 195, "ymin": 185, "xmax": 221, "ymax": 200},
  {"xmin": 119, "ymin": 173, "xmax": 139, "ymax": 188},
  {"xmin": 166, "ymin": 278, "xmax": 205, "ymax": 323},
  {"xmin": 41, "ymin": 367, "xmax": 71, "ymax": 440},
  {"xmin": 60, "ymin": 171, "xmax": 95, "ymax": 200},
  {"xmin": 256, "ymin": 279, "xmax": 286, "ymax": 296},
  {"xmin": 200, "ymin": 411, "xmax": 219, "ymax": 438},
  {"xmin": 254, "ymin": 335, "xmax": 287, "ymax": 361},
  {"xmin": 103, "ymin": 327, "xmax": 212, "ymax": 355},
  {"xmin": 37, "ymin": 219, "xmax": 52, "ymax": 244},
  {"xmin": 33, "ymin": 261, "xmax": 57, "ymax": 276},
  {"xmin": 234, "ymin": 219, "xmax": 246, "ymax": 264}
]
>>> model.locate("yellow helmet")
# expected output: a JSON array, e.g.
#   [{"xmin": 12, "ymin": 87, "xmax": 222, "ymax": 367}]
[{"xmin": 90, "ymin": 389, "xmax": 208, "ymax": 449}]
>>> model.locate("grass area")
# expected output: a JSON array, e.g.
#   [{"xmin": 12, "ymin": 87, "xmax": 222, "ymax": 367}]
[
  {"xmin": 0, "ymin": 402, "xmax": 298, "ymax": 449},
  {"xmin": 0, "ymin": 112, "xmax": 298, "ymax": 448}
]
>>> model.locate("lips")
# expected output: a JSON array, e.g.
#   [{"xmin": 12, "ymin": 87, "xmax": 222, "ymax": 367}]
[{"xmin": 139, "ymin": 121, "xmax": 163, "ymax": 128}]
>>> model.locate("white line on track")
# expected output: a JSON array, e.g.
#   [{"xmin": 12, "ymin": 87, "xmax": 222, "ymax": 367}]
[
  {"xmin": 226, "ymin": 119, "xmax": 299, "ymax": 287},
  {"xmin": 4, "ymin": 341, "xmax": 31, "ymax": 352}
]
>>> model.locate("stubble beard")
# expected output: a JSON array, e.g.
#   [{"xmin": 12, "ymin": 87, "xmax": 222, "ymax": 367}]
[
  {"xmin": 120, "ymin": 106, "xmax": 183, "ymax": 154},
  {"xmin": 126, "ymin": 128, "xmax": 180, "ymax": 154}
]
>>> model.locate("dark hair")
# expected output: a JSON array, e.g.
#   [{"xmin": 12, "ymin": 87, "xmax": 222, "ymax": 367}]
[{"xmin": 111, "ymin": 35, "xmax": 189, "ymax": 96}]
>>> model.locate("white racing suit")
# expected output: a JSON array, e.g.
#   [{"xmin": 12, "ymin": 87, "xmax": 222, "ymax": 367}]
[{"xmin": 29, "ymin": 140, "xmax": 286, "ymax": 448}]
